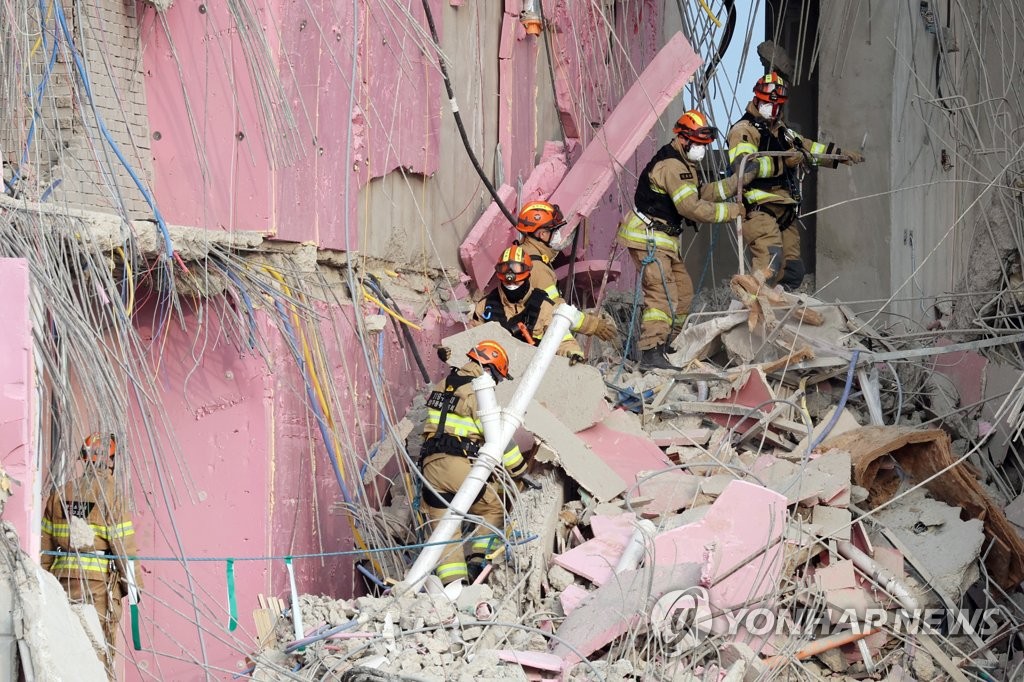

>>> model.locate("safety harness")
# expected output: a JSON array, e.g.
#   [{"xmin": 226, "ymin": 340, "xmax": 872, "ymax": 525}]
[
  {"xmin": 737, "ymin": 112, "xmax": 810, "ymax": 230},
  {"xmin": 633, "ymin": 142, "xmax": 697, "ymax": 236},
  {"xmin": 480, "ymin": 288, "xmax": 549, "ymax": 344}
]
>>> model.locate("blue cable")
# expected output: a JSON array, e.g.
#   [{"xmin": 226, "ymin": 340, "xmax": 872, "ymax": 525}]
[
  {"xmin": 213, "ymin": 260, "xmax": 258, "ymax": 349},
  {"xmin": 808, "ymin": 350, "xmax": 861, "ymax": 452},
  {"xmin": 53, "ymin": 1, "xmax": 175, "ymax": 261}
]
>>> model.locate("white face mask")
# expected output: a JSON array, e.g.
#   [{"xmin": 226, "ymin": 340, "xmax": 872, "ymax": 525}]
[
  {"xmin": 686, "ymin": 144, "xmax": 707, "ymax": 162},
  {"xmin": 503, "ymin": 282, "xmax": 523, "ymax": 291},
  {"xmin": 757, "ymin": 102, "xmax": 777, "ymax": 120}
]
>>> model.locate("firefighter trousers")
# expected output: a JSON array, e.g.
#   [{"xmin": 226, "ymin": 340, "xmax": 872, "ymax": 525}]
[
  {"xmin": 63, "ymin": 576, "xmax": 122, "ymax": 679},
  {"xmin": 628, "ymin": 246, "xmax": 692, "ymax": 350},
  {"xmin": 421, "ymin": 454, "xmax": 504, "ymax": 585},
  {"xmin": 742, "ymin": 209, "xmax": 804, "ymax": 287}
]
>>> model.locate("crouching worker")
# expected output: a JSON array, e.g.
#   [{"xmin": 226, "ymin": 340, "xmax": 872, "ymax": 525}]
[
  {"xmin": 420, "ymin": 341, "xmax": 527, "ymax": 585},
  {"xmin": 471, "ymin": 245, "xmax": 586, "ymax": 364},
  {"xmin": 41, "ymin": 433, "xmax": 143, "ymax": 678}
]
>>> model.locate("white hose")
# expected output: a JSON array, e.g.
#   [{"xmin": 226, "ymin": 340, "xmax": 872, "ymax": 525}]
[
  {"xmin": 398, "ymin": 304, "xmax": 580, "ymax": 593},
  {"xmin": 614, "ymin": 519, "xmax": 656, "ymax": 573}
]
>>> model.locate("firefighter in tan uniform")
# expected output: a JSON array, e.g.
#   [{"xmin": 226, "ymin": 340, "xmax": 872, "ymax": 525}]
[
  {"xmin": 617, "ymin": 110, "xmax": 747, "ymax": 370},
  {"xmin": 470, "ymin": 245, "xmax": 585, "ymax": 363},
  {"xmin": 726, "ymin": 72, "xmax": 865, "ymax": 290},
  {"xmin": 514, "ymin": 201, "xmax": 618, "ymax": 344},
  {"xmin": 420, "ymin": 341, "xmax": 526, "ymax": 584},
  {"xmin": 41, "ymin": 433, "xmax": 142, "ymax": 677}
]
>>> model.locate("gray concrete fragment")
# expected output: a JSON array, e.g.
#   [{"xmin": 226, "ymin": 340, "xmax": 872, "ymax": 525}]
[
  {"xmin": 875, "ymin": 490, "xmax": 984, "ymax": 599},
  {"xmin": 529, "ymin": 402, "xmax": 627, "ymax": 500},
  {"xmin": 811, "ymin": 505, "xmax": 853, "ymax": 541},
  {"xmin": 441, "ymin": 322, "xmax": 609, "ymax": 433}
]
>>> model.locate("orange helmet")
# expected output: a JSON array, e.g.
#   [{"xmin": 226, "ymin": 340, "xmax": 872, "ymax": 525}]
[
  {"xmin": 517, "ymin": 201, "xmax": 565, "ymax": 235},
  {"xmin": 753, "ymin": 72, "xmax": 789, "ymax": 104},
  {"xmin": 495, "ymin": 245, "xmax": 533, "ymax": 285},
  {"xmin": 673, "ymin": 109, "xmax": 718, "ymax": 145},
  {"xmin": 467, "ymin": 340, "xmax": 511, "ymax": 379},
  {"xmin": 81, "ymin": 433, "xmax": 116, "ymax": 463}
]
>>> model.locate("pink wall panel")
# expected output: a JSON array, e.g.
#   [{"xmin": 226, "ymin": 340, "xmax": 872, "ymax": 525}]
[
  {"xmin": 125, "ymin": 301, "xmax": 272, "ymax": 681},
  {"xmin": 498, "ymin": 2, "xmax": 538, "ymax": 187},
  {"xmin": 0, "ymin": 259, "xmax": 35, "ymax": 556},
  {"xmin": 141, "ymin": 0, "xmax": 272, "ymax": 233}
]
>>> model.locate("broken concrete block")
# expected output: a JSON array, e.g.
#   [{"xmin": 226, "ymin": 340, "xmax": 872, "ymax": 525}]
[
  {"xmin": 811, "ymin": 506, "xmax": 852, "ymax": 541},
  {"xmin": 552, "ymin": 531, "xmax": 632, "ymax": 586},
  {"xmin": 932, "ymin": 337, "xmax": 987, "ymax": 407},
  {"xmin": 719, "ymin": 641, "xmax": 770, "ymax": 682},
  {"xmin": 494, "ymin": 650, "xmax": 563, "ymax": 673},
  {"xmin": 558, "ymin": 584, "xmax": 589, "ymax": 616},
  {"xmin": 652, "ymin": 481, "xmax": 788, "ymax": 612},
  {"xmin": 794, "ymin": 407, "xmax": 860, "ymax": 454},
  {"xmin": 667, "ymin": 310, "xmax": 748, "ymax": 364},
  {"xmin": 875, "ymin": 489, "xmax": 984, "ymax": 599},
  {"xmin": 530, "ymin": 403, "xmax": 628, "ymax": 501},
  {"xmin": 707, "ymin": 368, "xmax": 774, "ymax": 432},
  {"xmin": 824, "ymin": 426, "xmax": 1024, "ymax": 589},
  {"xmin": 441, "ymin": 322, "xmax": 609, "ymax": 433}
]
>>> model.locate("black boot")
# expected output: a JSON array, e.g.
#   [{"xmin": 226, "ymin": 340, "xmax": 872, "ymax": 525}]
[{"xmin": 639, "ymin": 344, "xmax": 681, "ymax": 371}]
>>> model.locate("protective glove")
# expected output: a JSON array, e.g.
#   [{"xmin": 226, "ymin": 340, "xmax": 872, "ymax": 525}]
[
  {"xmin": 733, "ymin": 201, "xmax": 747, "ymax": 219},
  {"xmin": 568, "ymin": 353, "xmax": 585, "ymax": 366},
  {"xmin": 841, "ymin": 149, "xmax": 865, "ymax": 165},
  {"xmin": 592, "ymin": 315, "xmax": 618, "ymax": 342},
  {"xmin": 436, "ymin": 346, "xmax": 451, "ymax": 362}
]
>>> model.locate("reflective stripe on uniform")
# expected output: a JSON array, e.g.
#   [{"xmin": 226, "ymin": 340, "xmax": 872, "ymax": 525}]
[
  {"xmin": 471, "ymin": 536, "xmax": 499, "ymax": 554},
  {"xmin": 616, "ymin": 213, "xmax": 680, "ymax": 252},
  {"xmin": 502, "ymin": 445, "xmax": 524, "ymax": 470},
  {"xmin": 642, "ymin": 308, "xmax": 672, "ymax": 325},
  {"xmin": 436, "ymin": 561, "xmax": 468, "ymax": 582},
  {"xmin": 710, "ymin": 179, "xmax": 729, "ymax": 200},
  {"xmin": 532, "ymin": 329, "xmax": 576, "ymax": 343},
  {"xmin": 426, "ymin": 410, "xmax": 483, "ymax": 438},
  {"xmin": 51, "ymin": 554, "xmax": 110, "ymax": 574},
  {"xmin": 744, "ymin": 188, "xmax": 785, "ymax": 205},
  {"xmin": 756, "ymin": 156, "xmax": 773, "ymax": 178},
  {"xmin": 542, "ymin": 283, "xmax": 560, "ymax": 299},
  {"xmin": 728, "ymin": 141, "xmax": 757, "ymax": 163},
  {"xmin": 809, "ymin": 141, "xmax": 827, "ymax": 165},
  {"xmin": 671, "ymin": 183, "xmax": 697, "ymax": 206},
  {"xmin": 673, "ymin": 314, "xmax": 688, "ymax": 327},
  {"xmin": 42, "ymin": 518, "xmax": 131, "ymax": 541},
  {"xmin": 714, "ymin": 203, "xmax": 729, "ymax": 223}
]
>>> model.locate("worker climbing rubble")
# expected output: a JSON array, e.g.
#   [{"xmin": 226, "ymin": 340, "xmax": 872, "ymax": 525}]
[
  {"xmin": 515, "ymin": 201, "xmax": 618, "ymax": 343},
  {"xmin": 41, "ymin": 433, "xmax": 143, "ymax": 679},
  {"xmin": 727, "ymin": 72, "xmax": 866, "ymax": 290},
  {"xmin": 617, "ymin": 109, "xmax": 748, "ymax": 371},
  {"xmin": 418, "ymin": 341, "xmax": 528, "ymax": 587},
  {"xmin": 471, "ymin": 244, "xmax": 586, "ymax": 363}
]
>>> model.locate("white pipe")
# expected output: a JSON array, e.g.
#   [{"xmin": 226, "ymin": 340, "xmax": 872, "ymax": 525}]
[
  {"xmin": 836, "ymin": 540, "xmax": 920, "ymax": 612},
  {"xmin": 398, "ymin": 304, "xmax": 580, "ymax": 593},
  {"xmin": 614, "ymin": 519, "xmax": 656, "ymax": 573}
]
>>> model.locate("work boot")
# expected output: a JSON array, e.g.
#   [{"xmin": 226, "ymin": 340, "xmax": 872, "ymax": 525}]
[{"xmin": 639, "ymin": 344, "xmax": 681, "ymax": 371}]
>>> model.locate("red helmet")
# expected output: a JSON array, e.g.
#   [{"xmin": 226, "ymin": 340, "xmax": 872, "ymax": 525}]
[
  {"xmin": 81, "ymin": 433, "xmax": 116, "ymax": 463},
  {"xmin": 517, "ymin": 201, "xmax": 565, "ymax": 235},
  {"xmin": 494, "ymin": 245, "xmax": 533, "ymax": 285},
  {"xmin": 467, "ymin": 340, "xmax": 511, "ymax": 379},
  {"xmin": 673, "ymin": 109, "xmax": 718, "ymax": 145}
]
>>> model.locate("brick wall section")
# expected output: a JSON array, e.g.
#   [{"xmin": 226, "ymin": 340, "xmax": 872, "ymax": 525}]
[{"xmin": 23, "ymin": 1, "xmax": 153, "ymax": 219}]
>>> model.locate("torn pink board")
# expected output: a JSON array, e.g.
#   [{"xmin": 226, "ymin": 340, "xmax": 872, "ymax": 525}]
[
  {"xmin": 458, "ymin": 184, "xmax": 518, "ymax": 291},
  {"xmin": 552, "ymin": 535, "xmax": 631, "ymax": 586},
  {"xmin": 550, "ymin": 563, "xmax": 702, "ymax": 667},
  {"xmin": 652, "ymin": 480, "xmax": 787, "ymax": 613},
  {"xmin": 548, "ymin": 32, "xmax": 702, "ymax": 240},
  {"xmin": 931, "ymin": 337, "xmax": 988, "ymax": 407},
  {"xmin": 590, "ymin": 514, "xmax": 640, "ymax": 541},
  {"xmin": 520, "ymin": 143, "xmax": 569, "ymax": 203},
  {"xmin": 495, "ymin": 650, "xmax": 564, "ymax": 673},
  {"xmin": 553, "ymin": 260, "xmax": 623, "ymax": 302},
  {"xmin": 707, "ymin": 368, "xmax": 774, "ymax": 432},
  {"xmin": 559, "ymin": 584, "xmax": 589, "ymax": 615},
  {"xmin": 576, "ymin": 411, "xmax": 674, "ymax": 483}
]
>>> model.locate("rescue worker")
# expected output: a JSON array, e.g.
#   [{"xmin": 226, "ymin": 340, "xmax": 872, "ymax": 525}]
[
  {"xmin": 470, "ymin": 245, "xmax": 586, "ymax": 363},
  {"xmin": 41, "ymin": 433, "xmax": 142, "ymax": 677},
  {"xmin": 726, "ymin": 72, "xmax": 865, "ymax": 290},
  {"xmin": 420, "ymin": 341, "xmax": 526, "ymax": 585},
  {"xmin": 515, "ymin": 201, "xmax": 618, "ymax": 344},
  {"xmin": 617, "ymin": 109, "xmax": 746, "ymax": 370}
]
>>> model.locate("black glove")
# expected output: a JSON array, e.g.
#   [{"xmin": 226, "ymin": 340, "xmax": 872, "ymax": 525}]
[
  {"xmin": 568, "ymin": 353, "xmax": 585, "ymax": 366},
  {"xmin": 436, "ymin": 346, "xmax": 451, "ymax": 362}
]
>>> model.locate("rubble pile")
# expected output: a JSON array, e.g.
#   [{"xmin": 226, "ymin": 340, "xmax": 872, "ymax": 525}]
[{"xmin": 249, "ymin": 277, "xmax": 1024, "ymax": 681}]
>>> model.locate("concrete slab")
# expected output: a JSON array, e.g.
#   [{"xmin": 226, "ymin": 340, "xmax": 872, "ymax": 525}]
[
  {"xmin": 795, "ymin": 407, "xmax": 861, "ymax": 453},
  {"xmin": 457, "ymin": 185, "xmax": 518, "ymax": 292},
  {"xmin": 932, "ymin": 337, "xmax": 987, "ymax": 408},
  {"xmin": 652, "ymin": 481, "xmax": 788, "ymax": 611},
  {"xmin": 495, "ymin": 650, "xmax": 564, "ymax": 672},
  {"xmin": 558, "ymin": 584, "xmax": 589, "ymax": 616},
  {"xmin": 552, "ymin": 535, "xmax": 630, "ymax": 586},
  {"xmin": 442, "ymin": 322, "xmax": 609, "ymax": 433},
  {"xmin": 707, "ymin": 369, "xmax": 774, "ymax": 433},
  {"xmin": 547, "ymin": 32, "xmax": 702, "ymax": 242},
  {"xmin": 811, "ymin": 506, "xmax": 852, "ymax": 541},
  {"xmin": 530, "ymin": 403, "xmax": 628, "ymax": 501},
  {"xmin": 549, "ymin": 563, "xmax": 702, "ymax": 666}
]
